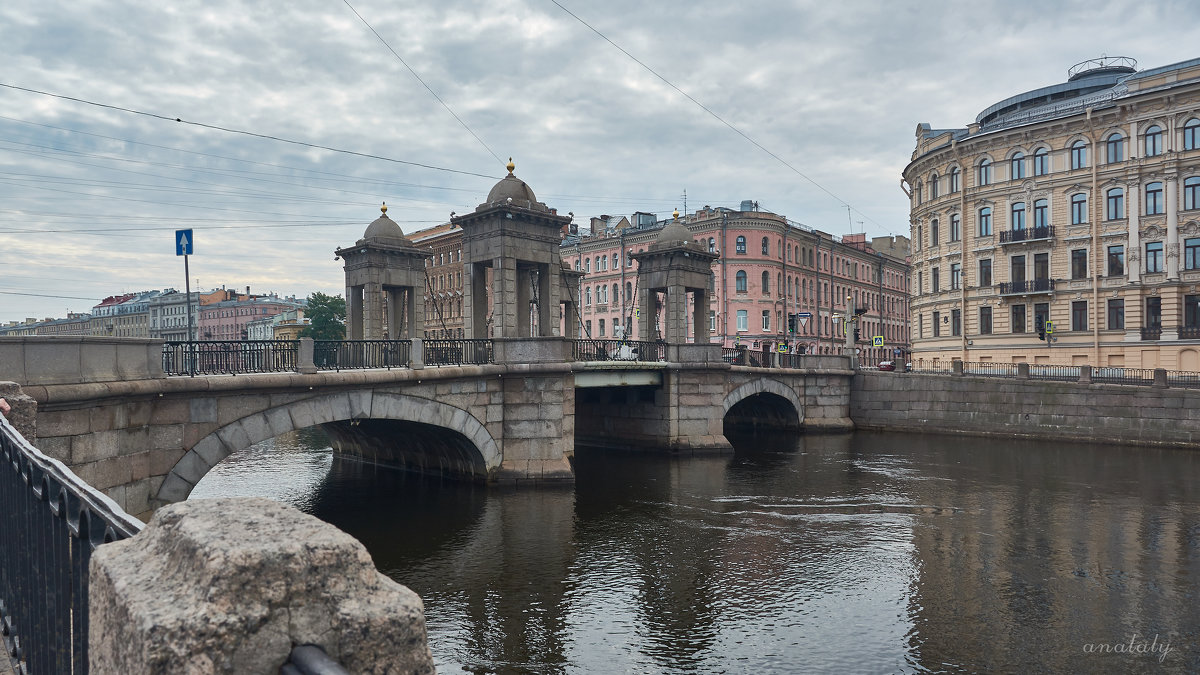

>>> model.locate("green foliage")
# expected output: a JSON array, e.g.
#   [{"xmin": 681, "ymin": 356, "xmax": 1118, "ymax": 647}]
[{"xmin": 299, "ymin": 292, "xmax": 346, "ymax": 340}]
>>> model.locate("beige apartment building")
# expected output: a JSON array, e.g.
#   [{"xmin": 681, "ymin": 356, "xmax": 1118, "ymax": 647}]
[{"xmin": 904, "ymin": 56, "xmax": 1200, "ymax": 370}]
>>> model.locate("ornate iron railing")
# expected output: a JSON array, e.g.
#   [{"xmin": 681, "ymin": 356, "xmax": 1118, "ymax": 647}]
[
  {"xmin": 313, "ymin": 340, "xmax": 411, "ymax": 371},
  {"xmin": 572, "ymin": 339, "xmax": 665, "ymax": 362},
  {"xmin": 722, "ymin": 348, "xmax": 747, "ymax": 365},
  {"xmin": 999, "ymin": 225, "xmax": 1054, "ymax": 243},
  {"xmin": 997, "ymin": 278, "xmax": 1055, "ymax": 295},
  {"xmin": 1093, "ymin": 367, "xmax": 1156, "ymax": 386},
  {"xmin": 1179, "ymin": 326, "xmax": 1200, "ymax": 340},
  {"xmin": 0, "ymin": 415, "xmax": 143, "ymax": 675},
  {"xmin": 162, "ymin": 340, "xmax": 298, "ymax": 376},
  {"xmin": 1141, "ymin": 327, "xmax": 1163, "ymax": 341},
  {"xmin": 962, "ymin": 362, "xmax": 1019, "ymax": 378},
  {"xmin": 425, "ymin": 339, "xmax": 493, "ymax": 366}
]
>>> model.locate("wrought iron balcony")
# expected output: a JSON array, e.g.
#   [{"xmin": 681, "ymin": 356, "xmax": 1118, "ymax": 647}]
[
  {"xmin": 1180, "ymin": 326, "xmax": 1200, "ymax": 340},
  {"xmin": 999, "ymin": 225, "xmax": 1054, "ymax": 244},
  {"xmin": 1142, "ymin": 327, "xmax": 1162, "ymax": 341},
  {"xmin": 997, "ymin": 278, "xmax": 1055, "ymax": 295}
]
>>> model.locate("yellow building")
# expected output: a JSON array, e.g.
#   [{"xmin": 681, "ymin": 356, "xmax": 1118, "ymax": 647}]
[{"xmin": 904, "ymin": 56, "xmax": 1200, "ymax": 370}]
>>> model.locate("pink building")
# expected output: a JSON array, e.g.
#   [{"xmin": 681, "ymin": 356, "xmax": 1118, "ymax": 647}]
[{"xmin": 198, "ymin": 292, "xmax": 305, "ymax": 341}]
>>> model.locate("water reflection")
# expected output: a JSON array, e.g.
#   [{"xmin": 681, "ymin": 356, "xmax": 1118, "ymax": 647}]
[{"xmin": 192, "ymin": 429, "xmax": 1200, "ymax": 674}]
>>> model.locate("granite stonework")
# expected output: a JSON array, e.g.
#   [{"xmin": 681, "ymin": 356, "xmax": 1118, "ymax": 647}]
[
  {"xmin": 851, "ymin": 370, "xmax": 1200, "ymax": 448},
  {"xmin": 89, "ymin": 498, "xmax": 434, "ymax": 675}
]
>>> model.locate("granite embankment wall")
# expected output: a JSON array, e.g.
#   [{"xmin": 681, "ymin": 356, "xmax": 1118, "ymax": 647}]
[{"xmin": 851, "ymin": 371, "xmax": 1200, "ymax": 448}]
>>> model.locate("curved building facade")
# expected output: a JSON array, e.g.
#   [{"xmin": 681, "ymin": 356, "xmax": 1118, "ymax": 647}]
[{"xmin": 904, "ymin": 56, "xmax": 1200, "ymax": 370}]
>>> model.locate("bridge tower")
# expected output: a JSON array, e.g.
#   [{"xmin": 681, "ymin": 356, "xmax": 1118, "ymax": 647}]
[
  {"xmin": 632, "ymin": 210, "xmax": 719, "ymax": 344},
  {"xmin": 452, "ymin": 160, "xmax": 573, "ymax": 339},
  {"xmin": 336, "ymin": 204, "xmax": 432, "ymax": 339}
]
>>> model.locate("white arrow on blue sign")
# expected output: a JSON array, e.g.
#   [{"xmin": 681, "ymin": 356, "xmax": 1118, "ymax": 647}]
[{"xmin": 176, "ymin": 229, "xmax": 194, "ymax": 256}]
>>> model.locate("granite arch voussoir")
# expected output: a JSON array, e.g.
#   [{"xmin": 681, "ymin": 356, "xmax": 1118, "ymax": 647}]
[{"xmin": 723, "ymin": 378, "xmax": 805, "ymax": 424}]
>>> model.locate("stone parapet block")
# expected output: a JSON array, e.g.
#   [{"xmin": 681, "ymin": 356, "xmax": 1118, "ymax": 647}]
[{"xmin": 90, "ymin": 497, "xmax": 434, "ymax": 675}]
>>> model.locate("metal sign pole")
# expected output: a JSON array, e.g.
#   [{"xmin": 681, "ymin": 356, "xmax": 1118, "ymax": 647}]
[{"xmin": 176, "ymin": 229, "xmax": 195, "ymax": 376}]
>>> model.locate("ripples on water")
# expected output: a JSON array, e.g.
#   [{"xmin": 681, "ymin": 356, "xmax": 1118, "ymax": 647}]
[{"xmin": 192, "ymin": 430, "xmax": 1200, "ymax": 674}]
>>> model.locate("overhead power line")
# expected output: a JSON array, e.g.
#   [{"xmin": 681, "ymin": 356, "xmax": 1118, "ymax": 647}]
[
  {"xmin": 547, "ymin": 0, "xmax": 884, "ymax": 231},
  {"xmin": 0, "ymin": 82, "xmax": 498, "ymax": 180}
]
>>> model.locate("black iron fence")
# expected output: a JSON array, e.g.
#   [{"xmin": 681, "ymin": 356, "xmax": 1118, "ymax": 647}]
[
  {"xmin": 425, "ymin": 339, "xmax": 493, "ymax": 366},
  {"xmin": 572, "ymin": 339, "xmax": 665, "ymax": 362},
  {"xmin": 0, "ymin": 415, "xmax": 143, "ymax": 675},
  {"xmin": 313, "ymin": 340, "xmax": 411, "ymax": 371},
  {"xmin": 162, "ymin": 340, "xmax": 298, "ymax": 376},
  {"xmin": 897, "ymin": 363, "xmax": 1200, "ymax": 389},
  {"xmin": 962, "ymin": 362, "xmax": 1020, "ymax": 378},
  {"xmin": 997, "ymin": 278, "xmax": 1055, "ymax": 295},
  {"xmin": 999, "ymin": 225, "xmax": 1054, "ymax": 243}
]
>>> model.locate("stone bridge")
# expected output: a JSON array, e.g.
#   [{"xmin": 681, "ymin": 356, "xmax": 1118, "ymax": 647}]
[{"xmin": 0, "ymin": 336, "xmax": 854, "ymax": 520}]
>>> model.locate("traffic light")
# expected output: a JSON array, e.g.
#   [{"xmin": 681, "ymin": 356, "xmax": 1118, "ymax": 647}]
[
  {"xmin": 853, "ymin": 328, "xmax": 861, "ymax": 341},
  {"xmin": 787, "ymin": 314, "xmax": 796, "ymax": 333},
  {"xmin": 1037, "ymin": 321, "xmax": 1046, "ymax": 341},
  {"xmin": 854, "ymin": 308, "xmax": 868, "ymax": 316}
]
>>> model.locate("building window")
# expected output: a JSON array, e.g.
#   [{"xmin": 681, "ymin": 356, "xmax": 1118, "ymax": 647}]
[
  {"xmin": 1071, "ymin": 194, "xmax": 1087, "ymax": 224},
  {"xmin": 1071, "ymin": 301, "xmax": 1087, "ymax": 331},
  {"xmin": 951, "ymin": 309, "xmax": 961, "ymax": 336},
  {"xmin": 1070, "ymin": 140, "xmax": 1088, "ymax": 170},
  {"xmin": 1186, "ymin": 118, "xmax": 1200, "ymax": 151},
  {"xmin": 762, "ymin": 310, "xmax": 771, "ymax": 331},
  {"xmin": 1106, "ymin": 188, "xmax": 1125, "ymax": 220},
  {"xmin": 1187, "ymin": 296, "xmax": 1200, "ymax": 329},
  {"xmin": 599, "ymin": 319, "xmax": 606, "ymax": 336},
  {"xmin": 950, "ymin": 213, "xmax": 961, "ymax": 242},
  {"xmin": 1071, "ymin": 249, "xmax": 1088, "ymax": 279},
  {"xmin": 918, "ymin": 313, "xmax": 924, "ymax": 339},
  {"xmin": 1146, "ymin": 182, "xmax": 1164, "ymax": 215},
  {"xmin": 707, "ymin": 238, "xmax": 715, "ymax": 253},
  {"xmin": 978, "ymin": 158, "xmax": 992, "ymax": 186},
  {"xmin": 585, "ymin": 287, "xmax": 592, "ymax": 305},
  {"xmin": 1185, "ymin": 177, "xmax": 1200, "ymax": 210},
  {"xmin": 1034, "ymin": 303, "xmax": 1050, "ymax": 336},
  {"xmin": 1146, "ymin": 297, "xmax": 1162, "ymax": 329},
  {"xmin": 932, "ymin": 267, "xmax": 940, "ymax": 292},
  {"xmin": 950, "ymin": 263, "xmax": 961, "ymax": 290},
  {"xmin": 585, "ymin": 320, "xmax": 592, "ymax": 335},
  {"xmin": 979, "ymin": 306, "xmax": 992, "ymax": 335},
  {"xmin": 736, "ymin": 270, "xmax": 748, "ymax": 292},
  {"xmin": 1146, "ymin": 241, "xmax": 1164, "ymax": 273},
  {"xmin": 1011, "ymin": 202, "xmax": 1026, "ymax": 230},
  {"xmin": 1011, "ymin": 305, "xmax": 1026, "ymax": 333},
  {"xmin": 917, "ymin": 271, "xmax": 923, "ymax": 295},
  {"xmin": 1011, "ymin": 152, "xmax": 1025, "ymax": 180},
  {"xmin": 1011, "ymin": 255, "xmax": 1026, "ymax": 284},
  {"xmin": 979, "ymin": 258, "xmax": 992, "ymax": 287},
  {"xmin": 1033, "ymin": 148, "xmax": 1050, "ymax": 176},
  {"xmin": 978, "ymin": 207, "xmax": 992, "ymax": 236},
  {"xmin": 931, "ymin": 219, "xmax": 939, "ymax": 244},
  {"xmin": 736, "ymin": 310, "xmax": 748, "ymax": 331},
  {"xmin": 625, "ymin": 281, "xmax": 633, "ymax": 302},
  {"xmin": 933, "ymin": 311, "xmax": 941, "ymax": 337},
  {"xmin": 761, "ymin": 271, "xmax": 770, "ymax": 295},
  {"xmin": 1108, "ymin": 299, "xmax": 1124, "ymax": 330},
  {"xmin": 628, "ymin": 249, "xmax": 634, "ymax": 266},
  {"xmin": 1186, "ymin": 238, "xmax": 1200, "ymax": 270},
  {"xmin": 584, "ymin": 258, "xmax": 591, "ymax": 273},
  {"xmin": 1106, "ymin": 133, "xmax": 1124, "ymax": 163},
  {"xmin": 709, "ymin": 311, "xmax": 716, "ymax": 332},
  {"xmin": 612, "ymin": 254, "xmax": 619, "ymax": 269},
  {"xmin": 735, "ymin": 236, "xmax": 746, "ymax": 254},
  {"xmin": 931, "ymin": 173, "xmax": 940, "ymax": 198},
  {"xmin": 1033, "ymin": 199, "xmax": 1049, "ymax": 228},
  {"xmin": 1107, "ymin": 245, "xmax": 1125, "ymax": 276},
  {"xmin": 1145, "ymin": 125, "xmax": 1163, "ymax": 157},
  {"xmin": 949, "ymin": 167, "xmax": 961, "ymax": 193}
]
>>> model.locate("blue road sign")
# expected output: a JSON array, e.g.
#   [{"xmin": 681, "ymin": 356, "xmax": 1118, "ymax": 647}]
[
  {"xmin": 176, "ymin": 229, "xmax": 194, "ymax": 256},
  {"xmin": 873, "ymin": 336, "xmax": 884, "ymax": 347}
]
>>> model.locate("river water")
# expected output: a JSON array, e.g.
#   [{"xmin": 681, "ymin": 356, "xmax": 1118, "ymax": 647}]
[{"xmin": 190, "ymin": 429, "xmax": 1200, "ymax": 674}]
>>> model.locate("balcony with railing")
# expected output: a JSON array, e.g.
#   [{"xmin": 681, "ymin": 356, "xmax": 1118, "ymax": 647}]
[
  {"xmin": 997, "ymin": 278, "xmax": 1055, "ymax": 295},
  {"xmin": 1142, "ymin": 326, "xmax": 1163, "ymax": 341},
  {"xmin": 1179, "ymin": 326, "xmax": 1200, "ymax": 340},
  {"xmin": 999, "ymin": 225, "xmax": 1054, "ymax": 244}
]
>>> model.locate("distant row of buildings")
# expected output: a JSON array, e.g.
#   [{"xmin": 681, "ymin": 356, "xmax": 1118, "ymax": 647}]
[{"xmin": 0, "ymin": 287, "xmax": 307, "ymax": 342}]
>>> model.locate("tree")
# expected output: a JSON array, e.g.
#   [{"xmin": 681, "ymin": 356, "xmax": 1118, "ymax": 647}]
[{"xmin": 299, "ymin": 292, "xmax": 346, "ymax": 341}]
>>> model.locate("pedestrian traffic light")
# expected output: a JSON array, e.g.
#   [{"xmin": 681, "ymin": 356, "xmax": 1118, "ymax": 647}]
[
  {"xmin": 788, "ymin": 314, "xmax": 796, "ymax": 333},
  {"xmin": 1037, "ymin": 322, "xmax": 1046, "ymax": 340},
  {"xmin": 853, "ymin": 328, "xmax": 861, "ymax": 341}
]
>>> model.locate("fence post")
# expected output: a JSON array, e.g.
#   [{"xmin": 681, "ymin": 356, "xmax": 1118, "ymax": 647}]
[
  {"xmin": 951, "ymin": 360, "xmax": 964, "ymax": 376},
  {"xmin": 410, "ymin": 337, "xmax": 424, "ymax": 370},
  {"xmin": 1078, "ymin": 364, "xmax": 1092, "ymax": 384},
  {"xmin": 296, "ymin": 338, "xmax": 318, "ymax": 374},
  {"xmin": 1154, "ymin": 368, "xmax": 1168, "ymax": 388},
  {"xmin": 1017, "ymin": 362, "xmax": 1030, "ymax": 379}
]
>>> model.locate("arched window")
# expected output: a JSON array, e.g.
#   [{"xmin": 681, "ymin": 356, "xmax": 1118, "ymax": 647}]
[
  {"xmin": 761, "ymin": 271, "xmax": 770, "ymax": 295},
  {"xmin": 931, "ymin": 219, "xmax": 939, "ymax": 245},
  {"xmin": 1185, "ymin": 119, "xmax": 1200, "ymax": 151},
  {"xmin": 735, "ymin": 270, "xmax": 748, "ymax": 293},
  {"xmin": 949, "ymin": 166, "xmax": 961, "ymax": 193},
  {"xmin": 1106, "ymin": 188, "xmax": 1125, "ymax": 220},
  {"xmin": 1070, "ymin": 140, "xmax": 1088, "ymax": 170},
  {"xmin": 627, "ymin": 249, "xmax": 634, "ymax": 267},
  {"xmin": 1145, "ymin": 125, "xmax": 1163, "ymax": 157},
  {"xmin": 1146, "ymin": 182, "xmax": 1164, "ymax": 215},
  {"xmin": 612, "ymin": 254, "xmax": 619, "ymax": 269},
  {"xmin": 612, "ymin": 283, "xmax": 619, "ymax": 303},
  {"xmin": 977, "ymin": 158, "xmax": 992, "ymax": 186},
  {"xmin": 950, "ymin": 213, "xmax": 961, "ymax": 242},
  {"xmin": 1012, "ymin": 202, "xmax": 1026, "ymax": 230},
  {"xmin": 585, "ymin": 287, "xmax": 592, "ymax": 305},
  {"xmin": 1033, "ymin": 148, "xmax": 1050, "ymax": 176},
  {"xmin": 708, "ymin": 237, "xmax": 715, "ymax": 253},
  {"xmin": 1010, "ymin": 152, "xmax": 1026, "ymax": 180},
  {"xmin": 625, "ymin": 281, "xmax": 633, "ymax": 302},
  {"xmin": 1033, "ymin": 199, "xmax": 1049, "ymax": 228},
  {"xmin": 1106, "ymin": 133, "xmax": 1124, "ymax": 163},
  {"xmin": 1071, "ymin": 194, "xmax": 1088, "ymax": 224},
  {"xmin": 735, "ymin": 236, "xmax": 747, "ymax": 254},
  {"xmin": 585, "ymin": 258, "xmax": 591, "ymax": 272},
  {"xmin": 761, "ymin": 237, "xmax": 770, "ymax": 255},
  {"xmin": 1185, "ymin": 176, "xmax": 1200, "ymax": 210},
  {"xmin": 931, "ymin": 173, "xmax": 940, "ymax": 198},
  {"xmin": 978, "ymin": 207, "xmax": 992, "ymax": 236}
]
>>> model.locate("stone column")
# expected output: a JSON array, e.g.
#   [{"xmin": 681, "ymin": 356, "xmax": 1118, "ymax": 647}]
[
  {"xmin": 467, "ymin": 262, "xmax": 488, "ymax": 339},
  {"xmin": 89, "ymin": 498, "xmax": 435, "ymax": 675},
  {"xmin": 666, "ymin": 288, "xmax": 688, "ymax": 343},
  {"xmin": 639, "ymin": 286, "xmax": 657, "ymax": 341},
  {"xmin": 493, "ymin": 257, "xmax": 518, "ymax": 338},
  {"xmin": 364, "ymin": 282, "xmax": 384, "ymax": 339},
  {"xmin": 692, "ymin": 289, "xmax": 709, "ymax": 343},
  {"xmin": 516, "ymin": 265, "xmax": 533, "ymax": 337},
  {"xmin": 1167, "ymin": 175, "xmax": 1180, "ymax": 279},
  {"xmin": 1128, "ymin": 180, "xmax": 1141, "ymax": 283},
  {"xmin": 346, "ymin": 285, "xmax": 363, "ymax": 340}
]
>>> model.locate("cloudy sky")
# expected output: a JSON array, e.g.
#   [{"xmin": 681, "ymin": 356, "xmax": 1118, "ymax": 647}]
[{"xmin": 2, "ymin": 0, "xmax": 1200, "ymax": 324}]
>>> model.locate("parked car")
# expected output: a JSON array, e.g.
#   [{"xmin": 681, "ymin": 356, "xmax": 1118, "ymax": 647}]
[{"xmin": 877, "ymin": 361, "xmax": 895, "ymax": 371}]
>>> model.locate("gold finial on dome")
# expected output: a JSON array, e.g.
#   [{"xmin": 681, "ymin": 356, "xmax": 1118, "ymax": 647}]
[
  {"xmin": 506, "ymin": 157, "xmax": 515, "ymax": 175},
  {"xmin": 673, "ymin": 208, "xmax": 679, "ymax": 220},
  {"xmin": 381, "ymin": 202, "xmax": 388, "ymax": 214}
]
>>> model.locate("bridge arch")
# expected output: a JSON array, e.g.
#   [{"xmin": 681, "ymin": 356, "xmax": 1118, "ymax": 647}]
[
  {"xmin": 157, "ymin": 391, "xmax": 498, "ymax": 506},
  {"xmin": 722, "ymin": 378, "xmax": 804, "ymax": 431}
]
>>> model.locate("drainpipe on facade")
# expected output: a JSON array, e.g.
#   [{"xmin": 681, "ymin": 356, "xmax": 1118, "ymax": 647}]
[{"xmin": 1087, "ymin": 107, "xmax": 1102, "ymax": 365}]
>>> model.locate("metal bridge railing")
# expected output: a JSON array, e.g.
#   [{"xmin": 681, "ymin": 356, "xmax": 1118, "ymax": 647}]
[
  {"xmin": 162, "ymin": 340, "xmax": 298, "ymax": 376},
  {"xmin": 572, "ymin": 339, "xmax": 665, "ymax": 362},
  {"xmin": 0, "ymin": 415, "xmax": 143, "ymax": 675},
  {"xmin": 313, "ymin": 340, "xmax": 411, "ymax": 371},
  {"xmin": 425, "ymin": 339, "xmax": 493, "ymax": 366}
]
